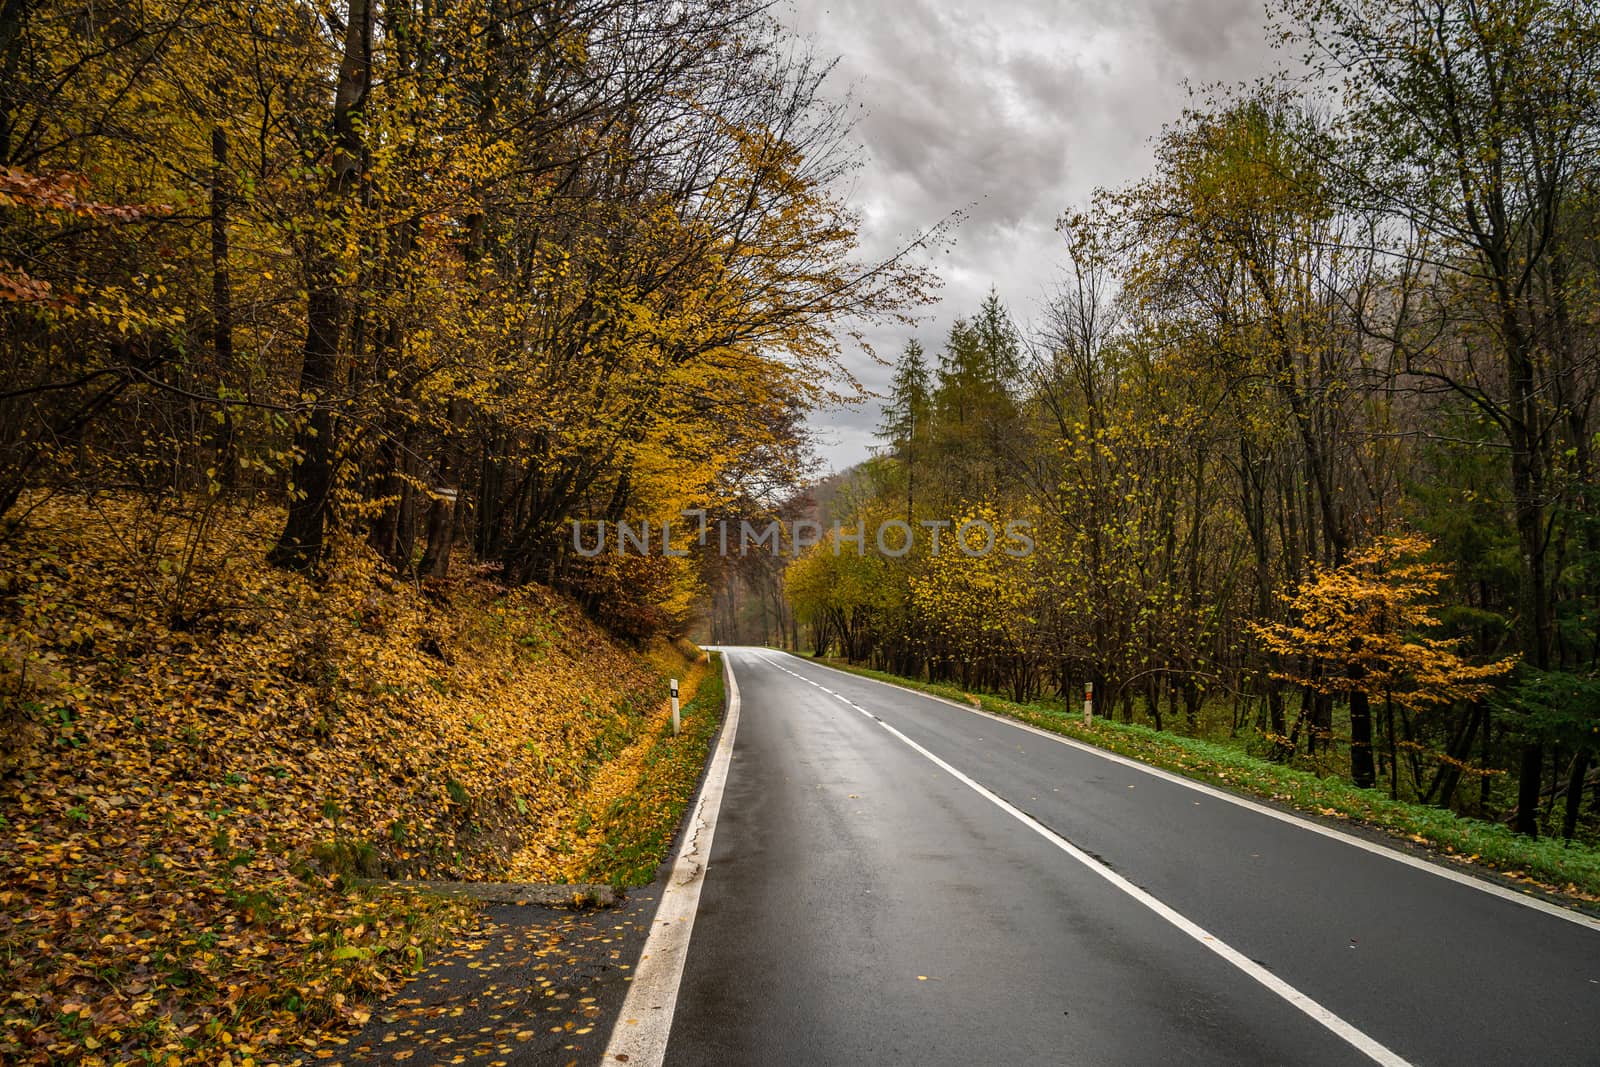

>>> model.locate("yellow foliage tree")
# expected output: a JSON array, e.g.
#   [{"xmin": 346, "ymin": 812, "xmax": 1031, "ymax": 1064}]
[
  {"xmin": 910, "ymin": 503, "xmax": 1040, "ymax": 700},
  {"xmin": 1251, "ymin": 533, "xmax": 1515, "ymax": 789}
]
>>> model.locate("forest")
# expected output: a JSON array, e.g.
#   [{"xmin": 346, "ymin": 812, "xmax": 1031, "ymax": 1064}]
[
  {"xmin": 3, "ymin": 0, "xmax": 1600, "ymax": 1059},
  {"xmin": 0, "ymin": 1, "xmax": 929, "ymax": 1059},
  {"xmin": 0, "ymin": 0, "xmax": 931, "ymax": 633},
  {"xmin": 776, "ymin": 1, "xmax": 1600, "ymax": 843}
]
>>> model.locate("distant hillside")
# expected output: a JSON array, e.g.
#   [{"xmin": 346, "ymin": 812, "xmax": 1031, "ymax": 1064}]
[{"xmin": 796, "ymin": 462, "xmax": 873, "ymax": 527}]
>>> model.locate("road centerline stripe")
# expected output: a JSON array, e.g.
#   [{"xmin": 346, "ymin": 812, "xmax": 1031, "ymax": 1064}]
[
  {"xmin": 601, "ymin": 651, "xmax": 742, "ymax": 1067},
  {"xmin": 766, "ymin": 658, "xmax": 1413, "ymax": 1067}
]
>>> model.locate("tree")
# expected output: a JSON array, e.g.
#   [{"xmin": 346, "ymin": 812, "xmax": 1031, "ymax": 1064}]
[
  {"xmin": 1253, "ymin": 533, "xmax": 1516, "ymax": 788},
  {"xmin": 910, "ymin": 503, "xmax": 1040, "ymax": 700},
  {"xmin": 269, "ymin": 0, "xmax": 374, "ymax": 570},
  {"xmin": 0, "ymin": 0, "xmax": 934, "ymax": 640},
  {"xmin": 877, "ymin": 339, "xmax": 930, "ymax": 519},
  {"xmin": 1277, "ymin": 0, "xmax": 1600, "ymax": 832},
  {"xmin": 930, "ymin": 293, "xmax": 1023, "ymax": 503},
  {"xmin": 879, "ymin": 339, "xmax": 931, "ymax": 455}
]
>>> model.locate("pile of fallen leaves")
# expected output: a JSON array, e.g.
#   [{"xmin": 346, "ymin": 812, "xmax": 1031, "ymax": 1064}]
[
  {"xmin": 0, "ymin": 494, "xmax": 692, "ymax": 1064},
  {"xmin": 511, "ymin": 657, "xmax": 710, "ymax": 885}
]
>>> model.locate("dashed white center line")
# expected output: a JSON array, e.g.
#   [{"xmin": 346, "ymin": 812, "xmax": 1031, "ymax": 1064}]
[{"xmin": 764, "ymin": 654, "xmax": 1414, "ymax": 1067}]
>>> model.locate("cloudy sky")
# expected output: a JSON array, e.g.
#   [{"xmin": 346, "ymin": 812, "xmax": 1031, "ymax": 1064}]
[{"xmin": 779, "ymin": 0, "xmax": 1282, "ymax": 473}]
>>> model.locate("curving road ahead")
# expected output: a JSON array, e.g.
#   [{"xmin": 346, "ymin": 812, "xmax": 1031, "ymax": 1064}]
[{"xmin": 606, "ymin": 647, "xmax": 1600, "ymax": 1066}]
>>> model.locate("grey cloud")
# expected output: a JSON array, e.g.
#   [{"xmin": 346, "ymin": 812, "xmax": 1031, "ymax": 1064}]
[
  {"xmin": 1141, "ymin": 0, "xmax": 1269, "ymax": 65},
  {"xmin": 780, "ymin": 0, "xmax": 1277, "ymax": 472}
]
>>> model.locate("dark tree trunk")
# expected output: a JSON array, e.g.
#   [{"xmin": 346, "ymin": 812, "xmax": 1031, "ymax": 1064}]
[
  {"xmin": 270, "ymin": 278, "xmax": 342, "ymax": 569},
  {"xmin": 366, "ymin": 423, "xmax": 407, "ymax": 566},
  {"xmin": 1506, "ymin": 304, "xmax": 1551, "ymax": 837},
  {"xmin": 1562, "ymin": 750, "xmax": 1590, "ymax": 841},
  {"xmin": 475, "ymin": 432, "xmax": 513, "ymax": 562},
  {"xmin": 1349, "ymin": 689, "xmax": 1375, "ymax": 788},
  {"xmin": 270, "ymin": 0, "xmax": 372, "ymax": 571},
  {"xmin": 208, "ymin": 123, "xmax": 236, "ymax": 485},
  {"xmin": 1515, "ymin": 742, "xmax": 1544, "ymax": 838}
]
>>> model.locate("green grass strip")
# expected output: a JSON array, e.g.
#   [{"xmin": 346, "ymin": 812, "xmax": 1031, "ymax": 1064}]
[{"xmin": 578, "ymin": 654, "xmax": 726, "ymax": 888}]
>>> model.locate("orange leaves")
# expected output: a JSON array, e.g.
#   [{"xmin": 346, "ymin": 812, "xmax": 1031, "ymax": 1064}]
[
  {"xmin": 0, "ymin": 267, "xmax": 58, "ymax": 304},
  {"xmin": 1250, "ymin": 532, "xmax": 1516, "ymax": 710},
  {"xmin": 0, "ymin": 167, "xmax": 170, "ymax": 225},
  {"xmin": 0, "ymin": 168, "xmax": 174, "ymax": 314}
]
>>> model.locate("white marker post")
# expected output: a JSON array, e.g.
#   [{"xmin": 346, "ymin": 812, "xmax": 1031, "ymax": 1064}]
[
  {"xmin": 670, "ymin": 678, "xmax": 680, "ymax": 736},
  {"xmin": 1083, "ymin": 681, "xmax": 1094, "ymax": 726}
]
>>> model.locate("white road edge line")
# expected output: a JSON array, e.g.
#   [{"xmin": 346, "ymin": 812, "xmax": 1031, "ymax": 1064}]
[
  {"xmin": 601, "ymin": 650, "xmax": 742, "ymax": 1067},
  {"xmin": 775, "ymin": 649, "xmax": 1600, "ymax": 935},
  {"xmin": 764, "ymin": 658, "xmax": 1411, "ymax": 1067}
]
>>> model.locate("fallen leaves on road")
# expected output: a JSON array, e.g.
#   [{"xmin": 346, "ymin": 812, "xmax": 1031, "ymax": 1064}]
[{"xmin": 310, "ymin": 898, "xmax": 655, "ymax": 1065}]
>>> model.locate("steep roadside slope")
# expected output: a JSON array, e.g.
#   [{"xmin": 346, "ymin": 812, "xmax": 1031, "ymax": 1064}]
[{"xmin": 0, "ymin": 496, "xmax": 703, "ymax": 1065}]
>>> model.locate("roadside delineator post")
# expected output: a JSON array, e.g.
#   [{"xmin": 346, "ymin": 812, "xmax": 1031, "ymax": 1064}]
[
  {"xmin": 1083, "ymin": 681, "xmax": 1093, "ymax": 727},
  {"xmin": 671, "ymin": 678, "xmax": 680, "ymax": 736}
]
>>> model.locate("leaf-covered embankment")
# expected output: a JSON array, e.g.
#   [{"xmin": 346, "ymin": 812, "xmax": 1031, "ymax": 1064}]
[
  {"xmin": 531, "ymin": 656, "xmax": 725, "ymax": 888},
  {"xmin": 0, "ymin": 496, "xmax": 703, "ymax": 1064}
]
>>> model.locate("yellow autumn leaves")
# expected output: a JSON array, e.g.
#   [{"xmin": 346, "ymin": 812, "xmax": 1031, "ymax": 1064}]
[
  {"xmin": 0, "ymin": 495, "xmax": 696, "ymax": 1064},
  {"xmin": 1251, "ymin": 534, "xmax": 1516, "ymax": 711}
]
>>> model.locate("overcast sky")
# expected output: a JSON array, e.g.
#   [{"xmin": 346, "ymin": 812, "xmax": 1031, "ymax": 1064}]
[{"xmin": 780, "ymin": 0, "xmax": 1281, "ymax": 473}]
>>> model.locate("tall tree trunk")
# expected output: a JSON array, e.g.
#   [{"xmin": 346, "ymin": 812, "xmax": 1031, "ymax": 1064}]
[
  {"xmin": 366, "ymin": 419, "xmax": 407, "ymax": 566},
  {"xmin": 1515, "ymin": 742, "xmax": 1544, "ymax": 838},
  {"xmin": 1500, "ymin": 286, "xmax": 1552, "ymax": 836},
  {"xmin": 1349, "ymin": 687, "xmax": 1375, "ymax": 789},
  {"xmin": 208, "ymin": 123, "xmax": 236, "ymax": 486},
  {"xmin": 270, "ymin": 0, "xmax": 372, "ymax": 570},
  {"xmin": 1562, "ymin": 750, "xmax": 1590, "ymax": 841}
]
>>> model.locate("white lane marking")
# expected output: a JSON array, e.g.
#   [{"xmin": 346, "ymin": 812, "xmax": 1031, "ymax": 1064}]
[
  {"xmin": 601, "ymin": 651, "xmax": 742, "ymax": 1067},
  {"xmin": 763, "ymin": 658, "xmax": 1411, "ymax": 1067},
  {"xmin": 772, "ymin": 650, "xmax": 1600, "ymax": 935}
]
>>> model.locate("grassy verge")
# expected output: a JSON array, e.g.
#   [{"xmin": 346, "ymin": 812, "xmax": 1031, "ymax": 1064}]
[
  {"xmin": 804, "ymin": 654, "xmax": 1600, "ymax": 906},
  {"xmin": 567, "ymin": 653, "xmax": 726, "ymax": 887}
]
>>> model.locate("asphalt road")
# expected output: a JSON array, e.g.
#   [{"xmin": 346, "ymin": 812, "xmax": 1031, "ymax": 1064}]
[{"xmin": 630, "ymin": 648, "xmax": 1600, "ymax": 1067}]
